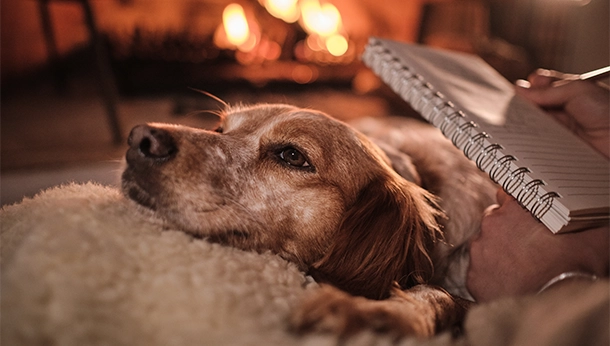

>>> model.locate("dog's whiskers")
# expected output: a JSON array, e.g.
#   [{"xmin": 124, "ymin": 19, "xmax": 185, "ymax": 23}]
[
  {"xmin": 104, "ymin": 158, "xmax": 125, "ymax": 163},
  {"xmin": 185, "ymin": 109, "xmax": 223, "ymax": 120},
  {"xmin": 187, "ymin": 88, "xmax": 228, "ymax": 108}
]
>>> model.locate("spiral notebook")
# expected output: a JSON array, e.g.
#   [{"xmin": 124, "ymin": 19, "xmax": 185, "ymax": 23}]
[{"xmin": 362, "ymin": 37, "xmax": 609, "ymax": 233}]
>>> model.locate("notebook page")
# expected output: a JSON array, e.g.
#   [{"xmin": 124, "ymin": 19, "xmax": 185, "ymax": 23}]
[{"xmin": 377, "ymin": 39, "xmax": 609, "ymax": 220}]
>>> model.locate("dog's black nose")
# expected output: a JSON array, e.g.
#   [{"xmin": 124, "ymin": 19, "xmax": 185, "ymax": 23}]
[{"xmin": 127, "ymin": 125, "xmax": 177, "ymax": 161}]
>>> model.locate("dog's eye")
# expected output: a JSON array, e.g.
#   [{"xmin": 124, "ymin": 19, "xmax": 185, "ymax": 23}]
[
  {"xmin": 214, "ymin": 126, "xmax": 223, "ymax": 133},
  {"xmin": 279, "ymin": 147, "xmax": 311, "ymax": 168}
]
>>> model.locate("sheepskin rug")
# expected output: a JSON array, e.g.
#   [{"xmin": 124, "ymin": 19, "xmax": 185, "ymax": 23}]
[
  {"xmin": 1, "ymin": 183, "xmax": 326, "ymax": 346},
  {"xmin": 2, "ymin": 183, "xmax": 608, "ymax": 346}
]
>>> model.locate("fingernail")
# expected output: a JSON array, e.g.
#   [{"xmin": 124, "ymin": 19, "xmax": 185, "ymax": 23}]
[
  {"xmin": 515, "ymin": 79, "xmax": 531, "ymax": 88},
  {"xmin": 536, "ymin": 68, "xmax": 553, "ymax": 77}
]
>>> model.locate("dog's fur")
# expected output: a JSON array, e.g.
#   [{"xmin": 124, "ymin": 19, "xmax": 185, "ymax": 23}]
[{"xmin": 121, "ymin": 103, "xmax": 496, "ymax": 338}]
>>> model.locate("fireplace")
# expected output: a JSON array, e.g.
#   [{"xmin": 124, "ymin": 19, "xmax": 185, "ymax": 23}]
[
  {"xmin": 2, "ymin": 0, "xmax": 606, "ymax": 93},
  {"xmin": 92, "ymin": 0, "xmax": 442, "ymax": 94},
  {"xmin": 102, "ymin": 0, "xmax": 347, "ymax": 93}
]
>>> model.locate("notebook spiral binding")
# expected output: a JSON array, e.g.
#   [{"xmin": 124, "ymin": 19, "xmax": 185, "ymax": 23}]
[{"xmin": 363, "ymin": 40, "xmax": 560, "ymax": 220}]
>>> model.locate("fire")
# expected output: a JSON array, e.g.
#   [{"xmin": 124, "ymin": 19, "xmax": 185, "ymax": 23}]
[
  {"xmin": 325, "ymin": 33, "xmax": 348, "ymax": 56},
  {"xmin": 299, "ymin": 0, "xmax": 348, "ymax": 57},
  {"xmin": 215, "ymin": 0, "xmax": 350, "ymax": 60},
  {"xmin": 300, "ymin": 0, "xmax": 340, "ymax": 37},
  {"xmin": 262, "ymin": 0, "xmax": 299, "ymax": 23},
  {"xmin": 223, "ymin": 4, "xmax": 250, "ymax": 47}
]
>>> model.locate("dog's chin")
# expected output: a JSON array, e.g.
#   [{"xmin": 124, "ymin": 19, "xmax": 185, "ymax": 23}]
[
  {"xmin": 126, "ymin": 185, "xmax": 157, "ymax": 210},
  {"xmin": 121, "ymin": 174, "xmax": 157, "ymax": 210}
]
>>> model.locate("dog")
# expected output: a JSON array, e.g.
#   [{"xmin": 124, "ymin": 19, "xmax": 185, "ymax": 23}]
[{"xmin": 121, "ymin": 103, "xmax": 496, "ymax": 338}]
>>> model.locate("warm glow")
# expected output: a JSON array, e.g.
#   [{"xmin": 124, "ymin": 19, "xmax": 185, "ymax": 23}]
[
  {"xmin": 325, "ymin": 34, "xmax": 348, "ymax": 56},
  {"xmin": 292, "ymin": 64, "xmax": 317, "ymax": 84},
  {"xmin": 300, "ymin": 0, "xmax": 341, "ymax": 37},
  {"xmin": 264, "ymin": 0, "xmax": 300, "ymax": 23},
  {"xmin": 239, "ymin": 31, "xmax": 258, "ymax": 52},
  {"xmin": 305, "ymin": 34, "xmax": 324, "ymax": 51},
  {"xmin": 218, "ymin": 0, "xmax": 351, "ymax": 62},
  {"xmin": 223, "ymin": 4, "xmax": 250, "ymax": 47}
]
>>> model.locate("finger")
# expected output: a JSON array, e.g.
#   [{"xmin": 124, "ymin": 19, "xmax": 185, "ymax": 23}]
[
  {"xmin": 515, "ymin": 80, "xmax": 596, "ymax": 108},
  {"xmin": 528, "ymin": 69, "xmax": 578, "ymax": 88},
  {"xmin": 527, "ymin": 69, "xmax": 563, "ymax": 87},
  {"xmin": 495, "ymin": 188, "xmax": 510, "ymax": 205},
  {"xmin": 515, "ymin": 79, "xmax": 531, "ymax": 88},
  {"xmin": 528, "ymin": 70, "xmax": 557, "ymax": 88},
  {"xmin": 514, "ymin": 70, "xmax": 556, "ymax": 93},
  {"xmin": 514, "ymin": 69, "xmax": 561, "ymax": 91}
]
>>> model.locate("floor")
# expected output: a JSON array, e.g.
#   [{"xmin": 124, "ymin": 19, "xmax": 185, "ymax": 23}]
[{"xmin": 1, "ymin": 64, "xmax": 395, "ymax": 206}]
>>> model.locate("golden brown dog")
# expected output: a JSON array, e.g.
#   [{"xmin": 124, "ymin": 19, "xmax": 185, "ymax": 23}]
[{"xmin": 121, "ymin": 103, "xmax": 496, "ymax": 338}]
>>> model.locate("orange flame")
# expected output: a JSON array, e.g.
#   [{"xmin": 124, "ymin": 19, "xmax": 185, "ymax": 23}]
[
  {"xmin": 223, "ymin": 4, "xmax": 250, "ymax": 47},
  {"xmin": 263, "ymin": 0, "xmax": 300, "ymax": 23},
  {"xmin": 300, "ymin": 0, "xmax": 341, "ymax": 36},
  {"xmin": 298, "ymin": 0, "xmax": 348, "ymax": 57},
  {"xmin": 216, "ymin": 0, "xmax": 350, "ymax": 60},
  {"xmin": 325, "ymin": 33, "xmax": 348, "ymax": 56}
]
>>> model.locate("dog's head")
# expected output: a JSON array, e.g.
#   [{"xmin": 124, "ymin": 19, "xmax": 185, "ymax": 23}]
[{"xmin": 122, "ymin": 103, "xmax": 442, "ymax": 299}]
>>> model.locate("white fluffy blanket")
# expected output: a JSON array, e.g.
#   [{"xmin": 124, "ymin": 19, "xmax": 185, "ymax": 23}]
[{"xmin": 2, "ymin": 183, "xmax": 608, "ymax": 346}]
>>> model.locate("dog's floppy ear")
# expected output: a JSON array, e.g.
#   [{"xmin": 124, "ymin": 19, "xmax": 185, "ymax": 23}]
[
  {"xmin": 372, "ymin": 140, "xmax": 421, "ymax": 186},
  {"xmin": 310, "ymin": 175, "xmax": 442, "ymax": 299}
]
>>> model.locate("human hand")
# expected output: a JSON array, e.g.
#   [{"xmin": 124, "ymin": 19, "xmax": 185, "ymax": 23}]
[
  {"xmin": 515, "ymin": 69, "xmax": 610, "ymax": 158},
  {"xmin": 467, "ymin": 189, "xmax": 609, "ymax": 302}
]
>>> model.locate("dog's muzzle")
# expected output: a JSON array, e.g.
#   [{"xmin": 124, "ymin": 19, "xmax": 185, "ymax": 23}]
[
  {"xmin": 122, "ymin": 125, "xmax": 178, "ymax": 209},
  {"xmin": 126, "ymin": 125, "xmax": 178, "ymax": 165}
]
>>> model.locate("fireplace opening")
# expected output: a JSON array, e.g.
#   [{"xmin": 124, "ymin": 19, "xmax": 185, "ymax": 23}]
[{"xmin": 102, "ymin": 0, "xmax": 373, "ymax": 95}]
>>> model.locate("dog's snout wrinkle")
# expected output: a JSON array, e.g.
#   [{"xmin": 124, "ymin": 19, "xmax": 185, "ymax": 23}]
[{"xmin": 128, "ymin": 125, "xmax": 177, "ymax": 162}]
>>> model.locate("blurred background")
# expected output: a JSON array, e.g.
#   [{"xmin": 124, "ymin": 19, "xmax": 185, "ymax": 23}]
[{"xmin": 1, "ymin": 0, "xmax": 608, "ymax": 205}]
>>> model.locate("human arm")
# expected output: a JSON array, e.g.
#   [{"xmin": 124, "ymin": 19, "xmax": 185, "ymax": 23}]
[
  {"xmin": 467, "ymin": 189, "xmax": 609, "ymax": 302},
  {"xmin": 466, "ymin": 69, "xmax": 610, "ymax": 302}
]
